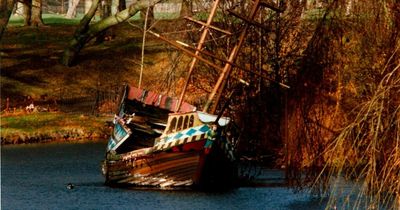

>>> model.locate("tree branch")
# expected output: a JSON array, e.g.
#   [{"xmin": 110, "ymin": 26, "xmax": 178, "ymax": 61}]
[{"xmin": 61, "ymin": 0, "xmax": 164, "ymax": 66}]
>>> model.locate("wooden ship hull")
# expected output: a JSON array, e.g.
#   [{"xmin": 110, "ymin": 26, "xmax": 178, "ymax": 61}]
[
  {"xmin": 102, "ymin": 86, "xmax": 237, "ymax": 190},
  {"xmin": 102, "ymin": 0, "xmax": 284, "ymax": 190}
]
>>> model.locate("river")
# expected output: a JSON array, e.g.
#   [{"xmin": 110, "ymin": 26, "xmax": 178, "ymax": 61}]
[{"xmin": 1, "ymin": 141, "xmax": 326, "ymax": 210}]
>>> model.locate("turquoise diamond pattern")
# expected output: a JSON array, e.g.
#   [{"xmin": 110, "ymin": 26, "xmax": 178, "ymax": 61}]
[
  {"xmin": 186, "ymin": 128, "xmax": 197, "ymax": 136},
  {"xmin": 173, "ymin": 133, "xmax": 184, "ymax": 139},
  {"xmin": 199, "ymin": 125, "xmax": 209, "ymax": 132},
  {"xmin": 159, "ymin": 125, "xmax": 210, "ymax": 144}
]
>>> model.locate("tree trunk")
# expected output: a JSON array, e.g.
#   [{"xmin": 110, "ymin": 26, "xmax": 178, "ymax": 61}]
[
  {"xmin": 66, "ymin": 0, "xmax": 80, "ymax": 18},
  {"xmin": 15, "ymin": 2, "xmax": 24, "ymax": 16},
  {"xmin": 100, "ymin": 0, "xmax": 112, "ymax": 19},
  {"xmin": 181, "ymin": 0, "xmax": 192, "ymax": 17},
  {"xmin": 118, "ymin": 0, "xmax": 126, "ymax": 11},
  {"xmin": 30, "ymin": 0, "xmax": 43, "ymax": 26},
  {"xmin": 23, "ymin": 0, "xmax": 31, "ymax": 26},
  {"xmin": 0, "ymin": 0, "xmax": 14, "ymax": 39},
  {"xmin": 111, "ymin": 0, "xmax": 117, "ymax": 14},
  {"xmin": 84, "ymin": 0, "xmax": 92, "ymax": 13},
  {"xmin": 62, "ymin": 0, "xmax": 164, "ymax": 66},
  {"xmin": 95, "ymin": 0, "xmax": 112, "ymax": 43},
  {"xmin": 61, "ymin": 0, "xmax": 100, "ymax": 66}
]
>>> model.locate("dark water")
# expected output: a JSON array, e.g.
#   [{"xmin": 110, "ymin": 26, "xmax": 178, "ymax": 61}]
[{"xmin": 1, "ymin": 141, "xmax": 326, "ymax": 210}]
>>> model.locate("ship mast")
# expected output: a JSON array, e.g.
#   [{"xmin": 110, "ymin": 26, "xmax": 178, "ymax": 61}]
[
  {"xmin": 150, "ymin": 0, "xmax": 284, "ymax": 114},
  {"xmin": 202, "ymin": 0, "xmax": 262, "ymax": 114},
  {"xmin": 174, "ymin": 0, "xmax": 223, "ymax": 113}
]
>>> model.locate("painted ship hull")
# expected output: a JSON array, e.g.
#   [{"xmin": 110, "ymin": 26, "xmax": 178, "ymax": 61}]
[{"xmin": 102, "ymin": 86, "xmax": 237, "ymax": 190}]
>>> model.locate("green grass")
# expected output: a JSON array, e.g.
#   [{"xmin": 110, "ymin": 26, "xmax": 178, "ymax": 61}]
[
  {"xmin": 154, "ymin": 12, "xmax": 180, "ymax": 20},
  {"xmin": 7, "ymin": 11, "xmax": 179, "ymax": 28},
  {"xmin": 1, "ymin": 11, "xmax": 182, "ymax": 144},
  {"xmin": 8, "ymin": 15, "xmax": 24, "ymax": 26},
  {"xmin": 1, "ymin": 112, "xmax": 110, "ymax": 131},
  {"xmin": 42, "ymin": 14, "xmax": 82, "ymax": 25},
  {"xmin": 8, "ymin": 14, "xmax": 83, "ymax": 26},
  {"xmin": 0, "ymin": 112, "xmax": 112, "ymax": 144}
]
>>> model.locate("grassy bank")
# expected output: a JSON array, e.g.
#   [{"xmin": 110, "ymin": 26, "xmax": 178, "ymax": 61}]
[
  {"xmin": 0, "ymin": 112, "xmax": 112, "ymax": 144},
  {"xmin": 1, "ymin": 14, "xmax": 192, "ymax": 145}
]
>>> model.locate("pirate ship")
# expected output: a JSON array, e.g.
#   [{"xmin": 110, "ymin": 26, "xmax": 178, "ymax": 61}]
[{"xmin": 101, "ymin": 0, "xmax": 283, "ymax": 190}]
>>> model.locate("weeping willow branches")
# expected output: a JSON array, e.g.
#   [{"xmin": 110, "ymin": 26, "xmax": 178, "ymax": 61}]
[{"xmin": 320, "ymin": 59, "xmax": 400, "ymax": 208}]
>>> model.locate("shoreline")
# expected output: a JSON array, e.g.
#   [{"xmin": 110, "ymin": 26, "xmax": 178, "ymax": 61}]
[
  {"xmin": 1, "ymin": 112, "xmax": 112, "ymax": 145},
  {"xmin": 1, "ymin": 129, "xmax": 110, "ymax": 145},
  {"xmin": 1, "ymin": 137, "xmax": 108, "ymax": 147}
]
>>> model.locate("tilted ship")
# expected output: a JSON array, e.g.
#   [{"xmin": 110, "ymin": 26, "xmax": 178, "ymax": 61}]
[
  {"xmin": 102, "ymin": 85, "xmax": 237, "ymax": 189},
  {"xmin": 101, "ymin": 0, "xmax": 284, "ymax": 190}
]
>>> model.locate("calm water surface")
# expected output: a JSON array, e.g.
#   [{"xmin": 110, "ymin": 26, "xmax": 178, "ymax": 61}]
[{"xmin": 1, "ymin": 141, "xmax": 326, "ymax": 210}]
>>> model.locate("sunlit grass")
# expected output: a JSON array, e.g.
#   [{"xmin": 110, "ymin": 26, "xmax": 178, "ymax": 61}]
[
  {"xmin": 8, "ymin": 14, "xmax": 83, "ymax": 26},
  {"xmin": 7, "ymin": 15, "xmax": 24, "ymax": 26},
  {"xmin": 0, "ymin": 112, "xmax": 112, "ymax": 144},
  {"xmin": 7, "ymin": 11, "xmax": 178, "ymax": 27}
]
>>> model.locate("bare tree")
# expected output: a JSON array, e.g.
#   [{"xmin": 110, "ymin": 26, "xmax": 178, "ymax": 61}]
[
  {"xmin": 22, "ymin": 0, "xmax": 31, "ymax": 25},
  {"xmin": 20, "ymin": 0, "xmax": 43, "ymax": 26},
  {"xmin": 118, "ymin": 0, "xmax": 126, "ymax": 11},
  {"xmin": 0, "ymin": 0, "xmax": 15, "ymax": 39},
  {"xmin": 95, "ymin": 0, "xmax": 112, "ymax": 43},
  {"xmin": 66, "ymin": 0, "xmax": 80, "ymax": 18},
  {"xmin": 30, "ymin": 0, "xmax": 43, "ymax": 26},
  {"xmin": 61, "ymin": 0, "xmax": 164, "ymax": 66}
]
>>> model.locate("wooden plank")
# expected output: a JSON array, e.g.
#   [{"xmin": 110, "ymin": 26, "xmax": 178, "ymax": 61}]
[
  {"xmin": 114, "ymin": 153, "xmax": 200, "ymax": 186},
  {"xmin": 132, "ymin": 155, "xmax": 199, "ymax": 175},
  {"xmin": 106, "ymin": 148, "xmax": 237, "ymax": 187}
]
